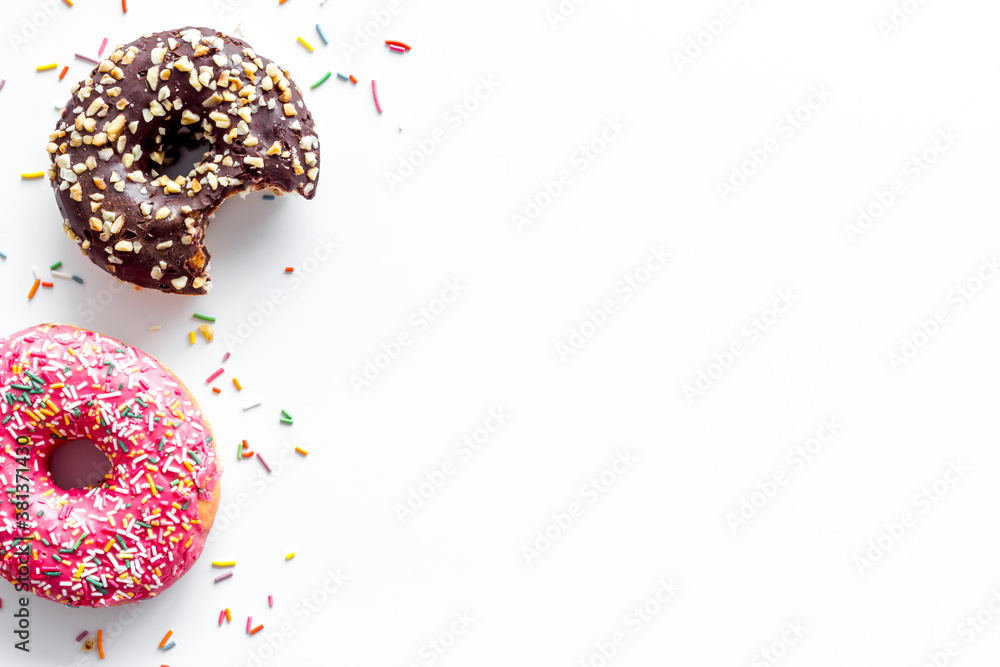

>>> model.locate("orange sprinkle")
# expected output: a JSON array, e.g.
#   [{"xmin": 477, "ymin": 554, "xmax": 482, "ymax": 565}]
[
  {"xmin": 225, "ymin": 608, "xmax": 232, "ymax": 622},
  {"xmin": 158, "ymin": 630, "xmax": 172, "ymax": 648},
  {"xmin": 121, "ymin": 0, "xmax": 127, "ymax": 12},
  {"xmin": 41, "ymin": 281, "xmax": 53, "ymax": 288},
  {"xmin": 97, "ymin": 629, "xmax": 104, "ymax": 659},
  {"xmin": 58, "ymin": 66, "xmax": 69, "ymax": 80},
  {"xmin": 212, "ymin": 387, "xmax": 221, "ymax": 394},
  {"xmin": 279, "ymin": 0, "xmax": 289, "ymax": 4},
  {"xmin": 294, "ymin": 447, "xmax": 308, "ymax": 456},
  {"xmin": 62, "ymin": 0, "xmax": 73, "ymax": 5},
  {"xmin": 349, "ymin": 75, "xmax": 358, "ymax": 84},
  {"xmin": 250, "ymin": 624, "xmax": 264, "ymax": 635},
  {"xmin": 284, "ymin": 267, "xmax": 294, "ymax": 273},
  {"xmin": 232, "ymin": 378, "xmax": 242, "ymax": 391},
  {"xmin": 27, "ymin": 279, "xmax": 40, "ymax": 300}
]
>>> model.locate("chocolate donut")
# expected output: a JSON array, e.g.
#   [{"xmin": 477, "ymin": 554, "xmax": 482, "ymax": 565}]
[{"xmin": 46, "ymin": 27, "xmax": 321, "ymax": 295}]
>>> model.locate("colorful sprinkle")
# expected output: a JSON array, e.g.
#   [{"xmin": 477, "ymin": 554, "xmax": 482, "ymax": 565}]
[
  {"xmin": 212, "ymin": 387, "xmax": 221, "ymax": 394},
  {"xmin": 21, "ymin": 172, "xmax": 45, "ymax": 179},
  {"xmin": 158, "ymin": 630, "xmax": 173, "ymax": 649},
  {"xmin": 256, "ymin": 452, "xmax": 272, "ymax": 473},
  {"xmin": 388, "ymin": 44, "xmax": 407, "ymax": 53},
  {"xmin": 297, "ymin": 36, "xmax": 314, "ymax": 52},
  {"xmin": 349, "ymin": 75, "xmax": 358, "ymax": 84},
  {"xmin": 222, "ymin": 352, "xmax": 231, "ymax": 363},
  {"xmin": 268, "ymin": 595, "xmax": 273, "ymax": 607},
  {"xmin": 263, "ymin": 194, "xmax": 275, "ymax": 200},
  {"xmin": 98, "ymin": 37, "xmax": 108, "ymax": 56},
  {"xmin": 285, "ymin": 552, "xmax": 295, "ymax": 560},
  {"xmin": 250, "ymin": 624, "xmax": 264, "ymax": 635},
  {"xmin": 284, "ymin": 267, "xmax": 294, "ymax": 273},
  {"xmin": 0, "ymin": 80, "xmax": 5, "ymax": 94},
  {"xmin": 212, "ymin": 561, "xmax": 236, "ymax": 567},
  {"xmin": 63, "ymin": 0, "xmax": 73, "ymax": 5},
  {"xmin": 75, "ymin": 53, "xmax": 99, "ymax": 65},
  {"xmin": 246, "ymin": 616, "xmax": 252, "ymax": 633},
  {"xmin": 58, "ymin": 66, "xmax": 69, "ymax": 80},
  {"xmin": 75, "ymin": 631, "xmax": 88, "ymax": 642},
  {"xmin": 148, "ymin": 325, "xmax": 162, "ymax": 331},
  {"xmin": 205, "ymin": 368, "xmax": 224, "ymax": 384},
  {"xmin": 27, "ymin": 279, "xmax": 40, "ymax": 300},
  {"xmin": 218, "ymin": 609, "xmax": 225, "ymax": 625},
  {"xmin": 226, "ymin": 608, "xmax": 232, "ymax": 622},
  {"xmin": 385, "ymin": 40, "xmax": 412, "ymax": 51},
  {"xmin": 72, "ymin": 275, "xmax": 84, "ymax": 284},
  {"xmin": 121, "ymin": 0, "xmax": 127, "ymax": 13},
  {"xmin": 233, "ymin": 378, "xmax": 242, "ymax": 391},
  {"xmin": 316, "ymin": 24, "xmax": 329, "ymax": 44},
  {"xmin": 193, "ymin": 313, "xmax": 216, "ymax": 322},
  {"xmin": 214, "ymin": 572, "xmax": 234, "ymax": 583},
  {"xmin": 188, "ymin": 331, "xmax": 196, "ymax": 345},
  {"xmin": 97, "ymin": 630, "xmax": 104, "ymax": 659},
  {"xmin": 371, "ymin": 79, "xmax": 383, "ymax": 111},
  {"xmin": 162, "ymin": 641, "xmax": 176, "ymax": 651},
  {"xmin": 36, "ymin": 63, "xmax": 57, "ymax": 71},
  {"xmin": 311, "ymin": 71, "xmax": 332, "ymax": 89},
  {"xmin": 294, "ymin": 447, "xmax": 308, "ymax": 456},
  {"xmin": 41, "ymin": 282, "xmax": 53, "ymax": 288},
  {"xmin": 50, "ymin": 261, "xmax": 62, "ymax": 270},
  {"xmin": 336, "ymin": 72, "xmax": 349, "ymax": 81}
]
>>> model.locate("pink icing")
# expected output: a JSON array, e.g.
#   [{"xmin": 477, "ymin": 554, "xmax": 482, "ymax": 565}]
[{"xmin": 0, "ymin": 324, "xmax": 220, "ymax": 607}]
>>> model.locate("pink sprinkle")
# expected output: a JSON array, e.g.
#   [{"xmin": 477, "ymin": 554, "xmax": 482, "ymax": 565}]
[
  {"xmin": 0, "ymin": 80, "xmax": 5, "ymax": 94},
  {"xmin": 372, "ymin": 80, "xmax": 383, "ymax": 114},
  {"xmin": 205, "ymin": 368, "xmax": 224, "ymax": 384},
  {"xmin": 98, "ymin": 37, "xmax": 108, "ymax": 57},
  {"xmin": 214, "ymin": 571, "xmax": 234, "ymax": 583},
  {"xmin": 268, "ymin": 595, "xmax": 273, "ymax": 607},
  {"xmin": 389, "ymin": 44, "xmax": 406, "ymax": 52},
  {"xmin": 75, "ymin": 630, "xmax": 88, "ymax": 642},
  {"xmin": 222, "ymin": 351, "xmax": 231, "ymax": 363},
  {"xmin": 256, "ymin": 452, "xmax": 272, "ymax": 473},
  {"xmin": 75, "ymin": 53, "xmax": 99, "ymax": 65},
  {"xmin": 246, "ymin": 616, "xmax": 252, "ymax": 633},
  {"xmin": 218, "ymin": 609, "xmax": 225, "ymax": 625}
]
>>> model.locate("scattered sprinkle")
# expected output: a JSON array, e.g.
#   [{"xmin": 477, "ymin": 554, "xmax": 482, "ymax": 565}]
[
  {"xmin": 316, "ymin": 24, "xmax": 329, "ymax": 45},
  {"xmin": 385, "ymin": 40, "xmax": 412, "ymax": 51},
  {"xmin": 263, "ymin": 194, "xmax": 275, "ymax": 200},
  {"xmin": 242, "ymin": 400, "xmax": 262, "ymax": 411},
  {"xmin": 219, "ymin": 609, "xmax": 226, "ymax": 625},
  {"xmin": 72, "ymin": 275, "xmax": 84, "ymax": 284},
  {"xmin": 98, "ymin": 37, "xmax": 108, "ymax": 56},
  {"xmin": 97, "ymin": 629, "xmax": 104, "ymax": 660},
  {"xmin": 75, "ymin": 53, "xmax": 99, "ymax": 65},
  {"xmin": 212, "ymin": 561, "xmax": 236, "ymax": 568},
  {"xmin": 256, "ymin": 452, "xmax": 272, "ymax": 473},
  {"xmin": 0, "ymin": 80, "xmax": 5, "ymax": 94},
  {"xmin": 158, "ymin": 630, "xmax": 173, "ymax": 649},
  {"xmin": 226, "ymin": 608, "xmax": 232, "ymax": 622},
  {"xmin": 214, "ymin": 572, "xmax": 234, "ymax": 583},
  {"xmin": 58, "ymin": 66, "xmax": 69, "ymax": 80},
  {"xmin": 75, "ymin": 631, "xmax": 88, "ymax": 642},
  {"xmin": 121, "ymin": 0, "xmax": 127, "ymax": 13},
  {"xmin": 371, "ymin": 81, "xmax": 383, "ymax": 113},
  {"xmin": 250, "ymin": 624, "xmax": 264, "ymax": 636},
  {"xmin": 284, "ymin": 267, "xmax": 294, "ymax": 273},
  {"xmin": 285, "ymin": 552, "xmax": 295, "ymax": 560},
  {"xmin": 36, "ymin": 63, "xmax": 57, "ymax": 72},
  {"xmin": 388, "ymin": 44, "xmax": 407, "ymax": 53},
  {"xmin": 233, "ymin": 378, "xmax": 242, "ymax": 391},
  {"xmin": 246, "ymin": 616, "xmax": 252, "ymax": 633},
  {"xmin": 27, "ymin": 279, "xmax": 40, "ymax": 300},
  {"xmin": 311, "ymin": 71, "xmax": 332, "ymax": 89},
  {"xmin": 222, "ymin": 351, "xmax": 231, "ymax": 363},
  {"xmin": 49, "ymin": 261, "xmax": 62, "ymax": 270},
  {"xmin": 21, "ymin": 172, "xmax": 45, "ymax": 179},
  {"xmin": 294, "ymin": 446, "xmax": 309, "ymax": 456},
  {"xmin": 349, "ymin": 74, "xmax": 358, "ymax": 85},
  {"xmin": 41, "ymin": 281, "xmax": 54, "ymax": 288},
  {"xmin": 193, "ymin": 313, "xmax": 216, "ymax": 322},
  {"xmin": 188, "ymin": 331, "xmax": 196, "ymax": 345},
  {"xmin": 205, "ymin": 368, "xmax": 224, "ymax": 384},
  {"xmin": 212, "ymin": 387, "xmax": 221, "ymax": 394},
  {"xmin": 162, "ymin": 641, "xmax": 176, "ymax": 651},
  {"xmin": 268, "ymin": 595, "xmax": 273, "ymax": 607},
  {"xmin": 297, "ymin": 36, "xmax": 314, "ymax": 52},
  {"xmin": 148, "ymin": 325, "xmax": 162, "ymax": 331},
  {"xmin": 0, "ymin": 251, "xmax": 6, "ymax": 260},
  {"xmin": 281, "ymin": 409, "xmax": 293, "ymax": 419},
  {"xmin": 336, "ymin": 72, "xmax": 349, "ymax": 81},
  {"xmin": 63, "ymin": 0, "xmax": 73, "ymax": 5}
]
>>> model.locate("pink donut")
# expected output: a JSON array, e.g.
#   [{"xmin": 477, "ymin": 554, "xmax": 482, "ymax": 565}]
[{"xmin": 0, "ymin": 324, "xmax": 221, "ymax": 607}]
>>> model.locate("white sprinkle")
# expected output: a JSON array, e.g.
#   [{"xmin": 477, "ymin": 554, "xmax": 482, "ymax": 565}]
[
  {"xmin": 51, "ymin": 271, "xmax": 73, "ymax": 279},
  {"xmin": 148, "ymin": 325, "xmax": 162, "ymax": 331},
  {"xmin": 242, "ymin": 399, "xmax": 262, "ymax": 411}
]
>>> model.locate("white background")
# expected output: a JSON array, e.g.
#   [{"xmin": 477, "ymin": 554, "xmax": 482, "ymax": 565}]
[{"xmin": 2, "ymin": 0, "xmax": 1000, "ymax": 665}]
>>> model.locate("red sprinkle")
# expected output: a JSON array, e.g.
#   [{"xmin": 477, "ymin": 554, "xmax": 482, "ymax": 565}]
[
  {"xmin": 58, "ymin": 66, "xmax": 69, "ymax": 80},
  {"xmin": 385, "ymin": 40, "xmax": 412, "ymax": 51},
  {"xmin": 250, "ymin": 624, "xmax": 264, "ymax": 635},
  {"xmin": 212, "ymin": 387, "xmax": 221, "ymax": 394},
  {"xmin": 205, "ymin": 368, "xmax": 224, "ymax": 384},
  {"xmin": 41, "ymin": 281, "xmax": 53, "ymax": 288},
  {"xmin": 349, "ymin": 75, "xmax": 358, "ymax": 85},
  {"xmin": 121, "ymin": 0, "xmax": 127, "ymax": 12},
  {"xmin": 284, "ymin": 267, "xmax": 294, "ymax": 273}
]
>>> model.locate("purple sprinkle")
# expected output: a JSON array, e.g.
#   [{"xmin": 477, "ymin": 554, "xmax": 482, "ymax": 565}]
[
  {"xmin": 214, "ymin": 571, "xmax": 234, "ymax": 583},
  {"xmin": 74, "ymin": 53, "xmax": 99, "ymax": 65},
  {"xmin": 75, "ymin": 631, "xmax": 88, "ymax": 642},
  {"xmin": 256, "ymin": 452, "xmax": 272, "ymax": 473},
  {"xmin": 222, "ymin": 351, "xmax": 231, "ymax": 363},
  {"xmin": 0, "ymin": 80, "xmax": 6, "ymax": 94}
]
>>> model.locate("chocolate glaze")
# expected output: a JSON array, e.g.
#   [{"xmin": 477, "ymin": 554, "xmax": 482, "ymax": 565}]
[{"xmin": 47, "ymin": 27, "xmax": 320, "ymax": 295}]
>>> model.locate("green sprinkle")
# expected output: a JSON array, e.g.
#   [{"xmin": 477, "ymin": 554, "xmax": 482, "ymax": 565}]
[
  {"xmin": 181, "ymin": 500, "xmax": 189, "ymax": 511},
  {"xmin": 44, "ymin": 570, "xmax": 61, "ymax": 577},
  {"xmin": 188, "ymin": 451, "xmax": 201, "ymax": 464},
  {"xmin": 118, "ymin": 440, "xmax": 129, "ymax": 453},
  {"xmin": 37, "ymin": 510, "xmax": 44, "ymax": 517},
  {"xmin": 105, "ymin": 362, "xmax": 114, "ymax": 376},
  {"xmin": 49, "ymin": 261, "xmax": 62, "ymax": 270},
  {"xmin": 311, "ymin": 71, "xmax": 332, "ymax": 89},
  {"xmin": 281, "ymin": 409, "xmax": 292, "ymax": 419},
  {"xmin": 158, "ymin": 437, "xmax": 166, "ymax": 452},
  {"xmin": 170, "ymin": 479, "xmax": 181, "ymax": 487},
  {"xmin": 280, "ymin": 417, "xmax": 294, "ymax": 425},
  {"xmin": 135, "ymin": 521, "xmax": 151, "ymax": 528},
  {"xmin": 193, "ymin": 313, "xmax": 216, "ymax": 323},
  {"xmin": 115, "ymin": 535, "xmax": 127, "ymax": 550}
]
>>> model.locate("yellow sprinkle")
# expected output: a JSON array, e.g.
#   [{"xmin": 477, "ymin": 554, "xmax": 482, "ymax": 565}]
[
  {"xmin": 213, "ymin": 560, "xmax": 236, "ymax": 567},
  {"xmin": 232, "ymin": 378, "xmax": 242, "ymax": 391},
  {"xmin": 225, "ymin": 608, "xmax": 232, "ymax": 622},
  {"xmin": 188, "ymin": 331, "xmax": 196, "ymax": 345},
  {"xmin": 36, "ymin": 63, "xmax": 57, "ymax": 71},
  {"xmin": 297, "ymin": 36, "xmax": 314, "ymax": 52},
  {"xmin": 42, "ymin": 489, "xmax": 55, "ymax": 497},
  {"xmin": 285, "ymin": 552, "xmax": 295, "ymax": 560},
  {"xmin": 294, "ymin": 446, "xmax": 308, "ymax": 456},
  {"xmin": 50, "ymin": 383, "xmax": 64, "ymax": 389},
  {"xmin": 184, "ymin": 535, "xmax": 193, "ymax": 548},
  {"xmin": 104, "ymin": 539, "xmax": 115, "ymax": 552},
  {"xmin": 147, "ymin": 473, "xmax": 158, "ymax": 496},
  {"xmin": 21, "ymin": 172, "xmax": 45, "ymax": 179}
]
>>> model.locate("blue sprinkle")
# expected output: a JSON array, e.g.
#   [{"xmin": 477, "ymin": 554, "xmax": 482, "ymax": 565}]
[
  {"xmin": 163, "ymin": 641, "xmax": 176, "ymax": 651},
  {"xmin": 316, "ymin": 24, "xmax": 329, "ymax": 45},
  {"xmin": 0, "ymin": 251, "xmax": 7, "ymax": 260},
  {"xmin": 336, "ymin": 72, "xmax": 349, "ymax": 81},
  {"xmin": 72, "ymin": 275, "xmax": 84, "ymax": 284},
  {"xmin": 263, "ymin": 194, "xmax": 275, "ymax": 200}
]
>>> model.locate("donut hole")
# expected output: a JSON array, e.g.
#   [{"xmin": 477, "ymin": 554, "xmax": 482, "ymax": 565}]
[
  {"xmin": 49, "ymin": 439, "xmax": 113, "ymax": 490},
  {"xmin": 161, "ymin": 136, "xmax": 212, "ymax": 182}
]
